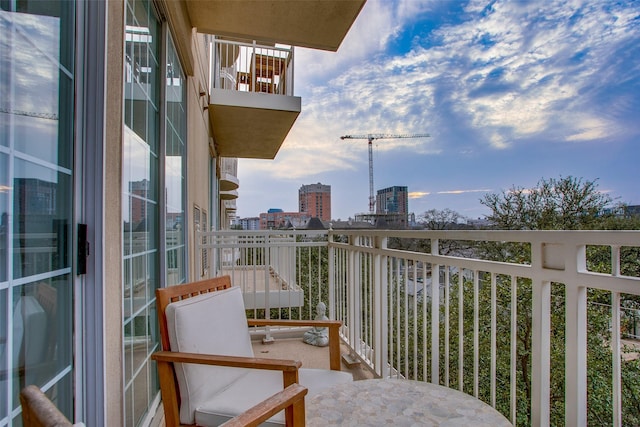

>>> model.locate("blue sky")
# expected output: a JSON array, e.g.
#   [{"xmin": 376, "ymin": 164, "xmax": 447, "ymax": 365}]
[{"xmin": 236, "ymin": 0, "xmax": 640, "ymax": 221}]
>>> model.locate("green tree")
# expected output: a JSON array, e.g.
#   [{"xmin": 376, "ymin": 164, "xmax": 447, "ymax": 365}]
[
  {"xmin": 479, "ymin": 175, "xmax": 640, "ymax": 426},
  {"xmin": 418, "ymin": 208, "xmax": 468, "ymax": 230}
]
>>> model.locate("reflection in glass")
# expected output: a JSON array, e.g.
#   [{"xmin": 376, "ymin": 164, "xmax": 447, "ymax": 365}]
[
  {"xmin": 0, "ymin": 8, "xmax": 73, "ymax": 168},
  {"xmin": 12, "ymin": 159, "xmax": 71, "ymax": 280},
  {"xmin": 165, "ymin": 34, "xmax": 186, "ymax": 286},
  {"xmin": 1, "ymin": 1, "xmax": 75, "ymax": 423},
  {"xmin": 0, "ymin": 289, "xmax": 6, "ymax": 416},
  {"xmin": 10, "ymin": 276, "xmax": 72, "ymax": 410},
  {"xmin": 1, "ymin": 153, "xmax": 7, "ymax": 282},
  {"xmin": 123, "ymin": 0, "xmax": 160, "ymax": 423}
]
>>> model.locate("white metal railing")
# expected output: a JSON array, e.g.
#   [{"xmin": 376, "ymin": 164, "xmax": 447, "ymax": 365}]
[
  {"xmin": 210, "ymin": 38, "xmax": 294, "ymax": 96},
  {"xmin": 199, "ymin": 229, "xmax": 640, "ymax": 426},
  {"xmin": 220, "ymin": 157, "xmax": 238, "ymax": 176},
  {"xmin": 199, "ymin": 230, "xmax": 327, "ymax": 323}
]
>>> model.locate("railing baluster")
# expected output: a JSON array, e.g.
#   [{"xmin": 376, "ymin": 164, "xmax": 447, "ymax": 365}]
[
  {"xmin": 430, "ymin": 239, "xmax": 440, "ymax": 385},
  {"xmin": 413, "ymin": 261, "xmax": 418, "ymax": 380},
  {"xmin": 510, "ymin": 276, "xmax": 517, "ymax": 425},
  {"xmin": 459, "ymin": 269, "xmax": 464, "ymax": 392},
  {"xmin": 404, "ymin": 259, "xmax": 409, "ymax": 378},
  {"xmin": 491, "ymin": 273, "xmax": 497, "ymax": 408},
  {"xmin": 396, "ymin": 257, "xmax": 401, "ymax": 378},
  {"xmin": 445, "ymin": 266, "xmax": 450, "ymax": 387},
  {"xmin": 421, "ymin": 263, "xmax": 433, "ymax": 381},
  {"xmin": 612, "ymin": 244, "xmax": 622, "ymax": 427},
  {"xmin": 474, "ymin": 270, "xmax": 479, "ymax": 398},
  {"xmin": 612, "ymin": 290, "xmax": 622, "ymax": 427}
]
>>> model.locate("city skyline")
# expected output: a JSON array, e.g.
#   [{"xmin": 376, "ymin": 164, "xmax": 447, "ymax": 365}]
[{"xmin": 236, "ymin": 0, "xmax": 640, "ymax": 221}]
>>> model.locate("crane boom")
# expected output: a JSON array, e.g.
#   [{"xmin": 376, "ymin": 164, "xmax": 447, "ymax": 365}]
[{"xmin": 340, "ymin": 133, "xmax": 430, "ymax": 213}]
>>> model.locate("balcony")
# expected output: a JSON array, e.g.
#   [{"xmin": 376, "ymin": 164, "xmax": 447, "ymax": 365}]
[
  {"xmin": 185, "ymin": 0, "xmax": 366, "ymax": 52},
  {"xmin": 209, "ymin": 38, "xmax": 300, "ymax": 159},
  {"xmin": 199, "ymin": 228, "xmax": 640, "ymax": 426},
  {"xmin": 220, "ymin": 158, "xmax": 240, "ymax": 191}
]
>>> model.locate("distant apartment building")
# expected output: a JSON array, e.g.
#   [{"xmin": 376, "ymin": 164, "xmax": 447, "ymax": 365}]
[
  {"xmin": 376, "ymin": 186, "xmax": 408, "ymax": 215},
  {"xmin": 299, "ymin": 182, "xmax": 331, "ymax": 221},
  {"xmin": 259, "ymin": 208, "xmax": 311, "ymax": 229},
  {"xmin": 370, "ymin": 186, "xmax": 410, "ymax": 228},
  {"xmin": 233, "ymin": 217, "xmax": 261, "ymax": 230}
]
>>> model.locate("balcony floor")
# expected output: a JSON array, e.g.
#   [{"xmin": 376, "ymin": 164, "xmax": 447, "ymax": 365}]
[{"xmin": 251, "ymin": 336, "xmax": 375, "ymax": 381}]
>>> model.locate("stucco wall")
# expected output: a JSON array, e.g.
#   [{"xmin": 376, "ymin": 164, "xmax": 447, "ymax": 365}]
[{"xmin": 186, "ymin": 31, "xmax": 215, "ymax": 281}]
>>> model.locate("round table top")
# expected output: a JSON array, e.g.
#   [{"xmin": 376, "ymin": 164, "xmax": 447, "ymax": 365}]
[{"xmin": 306, "ymin": 378, "xmax": 512, "ymax": 426}]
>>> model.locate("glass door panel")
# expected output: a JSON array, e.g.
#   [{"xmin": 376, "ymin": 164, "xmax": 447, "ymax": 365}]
[{"xmin": 0, "ymin": 0, "xmax": 75, "ymax": 423}]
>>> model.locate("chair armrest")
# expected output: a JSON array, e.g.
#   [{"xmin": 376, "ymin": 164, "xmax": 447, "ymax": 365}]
[
  {"xmin": 152, "ymin": 351, "xmax": 301, "ymax": 371},
  {"xmin": 220, "ymin": 383, "xmax": 308, "ymax": 427},
  {"xmin": 248, "ymin": 319, "xmax": 342, "ymax": 328},
  {"xmin": 247, "ymin": 319, "xmax": 342, "ymax": 371}
]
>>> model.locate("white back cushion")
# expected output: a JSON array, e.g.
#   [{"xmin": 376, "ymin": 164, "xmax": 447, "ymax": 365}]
[{"xmin": 165, "ymin": 286, "xmax": 254, "ymax": 424}]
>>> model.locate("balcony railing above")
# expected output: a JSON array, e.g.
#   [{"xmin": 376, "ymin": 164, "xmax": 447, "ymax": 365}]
[
  {"xmin": 207, "ymin": 38, "xmax": 301, "ymax": 159},
  {"xmin": 199, "ymin": 229, "xmax": 640, "ymax": 426},
  {"xmin": 212, "ymin": 38, "xmax": 294, "ymax": 96}
]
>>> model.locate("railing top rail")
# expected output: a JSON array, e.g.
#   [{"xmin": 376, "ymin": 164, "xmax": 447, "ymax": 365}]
[
  {"xmin": 328, "ymin": 229, "xmax": 640, "ymax": 246},
  {"xmin": 214, "ymin": 37, "xmax": 293, "ymax": 54}
]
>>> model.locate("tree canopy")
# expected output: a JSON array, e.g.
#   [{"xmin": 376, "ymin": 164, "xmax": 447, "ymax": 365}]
[{"xmin": 480, "ymin": 176, "xmax": 613, "ymax": 230}]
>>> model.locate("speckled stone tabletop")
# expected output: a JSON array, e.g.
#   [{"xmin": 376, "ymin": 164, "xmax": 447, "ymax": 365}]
[{"xmin": 307, "ymin": 378, "xmax": 512, "ymax": 426}]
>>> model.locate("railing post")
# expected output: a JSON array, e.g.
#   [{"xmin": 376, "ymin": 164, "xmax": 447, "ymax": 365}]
[
  {"xmin": 565, "ymin": 243, "xmax": 587, "ymax": 427},
  {"xmin": 430, "ymin": 239, "xmax": 439, "ymax": 384},
  {"xmin": 328, "ymin": 232, "xmax": 335, "ymax": 320},
  {"xmin": 373, "ymin": 235, "xmax": 388, "ymax": 377},
  {"xmin": 290, "ymin": 46, "xmax": 294, "ymax": 95},
  {"xmin": 251, "ymin": 40, "xmax": 256, "ymax": 92},
  {"xmin": 611, "ymin": 245, "xmax": 622, "ymax": 427},
  {"xmin": 347, "ymin": 235, "xmax": 359, "ymax": 359},
  {"xmin": 531, "ymin": 242, "xmax": 550, "ymax": 427},
  {"xmin": 196, "ymin": 223, "xmax": 201, "ymax": 279},
  {"xmin": 531, "ymin": 278, "xmax": 551, "ymax": 426},
  {"xmin": 263, "ymin": 233, "xmax": 273, "ymax": 342}
]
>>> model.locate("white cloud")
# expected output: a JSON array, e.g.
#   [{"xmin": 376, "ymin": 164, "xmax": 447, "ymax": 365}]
[
  {"xmin": 409, "ymin": 191, "xmax": 430, "ymax": 199},
  {"xmin": 238, "ymin": 0, "xmax": 640, "ymax": 217},
  {"xmin": 275, "ymin": 0, "xmax": 638, "ymax": 178},
  {"xmin": 437, "ymin": 189, "xmax": 493, "ymax": 195}
]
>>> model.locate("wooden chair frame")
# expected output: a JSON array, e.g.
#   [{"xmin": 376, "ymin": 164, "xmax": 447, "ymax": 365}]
[
  {"xmin": 20, "ymin": 385, "xmax": 74, "ymax": 427},
  {"xmin": 152, "ymin": 275, "xmax": 342, "ymax": 427},
  {"xmin": 221, "ymin": 383, "xmax": 307, "ymax": 427}
]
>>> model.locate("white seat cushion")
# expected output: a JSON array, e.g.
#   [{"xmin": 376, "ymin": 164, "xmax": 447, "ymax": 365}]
[
  {"xmin": 165, "ymin": 285, "xmax": 353, "ymax": 426},
  {"xmin": 195, "ymin": 368, "xmax": 352, "ymax": 426},
  {"xmin": 166, "ymin": 286, "xmax": 255, "ymax": 425}
]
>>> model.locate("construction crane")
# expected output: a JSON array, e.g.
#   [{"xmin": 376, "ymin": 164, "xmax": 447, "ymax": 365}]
[
  {"xmin": 0, "ymin": 107, "xmax": 58, "ymax": 121},
  {"xmin": 340, "ymin": 133, "xmax": 430, "ymax": 213}
]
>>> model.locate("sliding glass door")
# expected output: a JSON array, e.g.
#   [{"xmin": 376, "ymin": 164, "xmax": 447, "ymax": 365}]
[{"xmin": 0, "ymin": 1, "xmax": 75, "ymax": 423}]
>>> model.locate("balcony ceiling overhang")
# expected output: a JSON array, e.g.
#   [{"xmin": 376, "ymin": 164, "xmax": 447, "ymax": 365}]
[
  {"xmin": 186, "ymin": 0, "xmax": 366, "ymax": 51},
  {"xmin": 209, "ymin": 89, "xmax": 301, "ymax": 159},
  {"xmin": 220, "ymin": 190, "xmax": 239, "ymax": 200},
  {"xmin": 220, "ymin": 172, "xmax": 240, "ymax": 191}
]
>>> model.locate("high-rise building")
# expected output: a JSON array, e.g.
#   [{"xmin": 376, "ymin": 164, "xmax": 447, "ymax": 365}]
[
  {"xmin": 375, "ymin": 186, "xmax": 409, "ymax": 227},
  {"xmin": 299, "ymin": 182, "xmax": 331, "ymax": 221},
  {"xmin": 376, "ymin": 186, "xmax": 408, "ymax": 215}
]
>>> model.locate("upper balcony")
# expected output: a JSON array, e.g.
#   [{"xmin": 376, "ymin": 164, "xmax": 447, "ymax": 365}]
[
  {"xmin": 186, "ymin": 0, "xmax": 366, "ymax": 52},
  {"xmin": 199, "ymin": 228, "xmax": 640, "ymax": 426},
  {"xmin": 208, "ymin": 38, "xmax": 301, "ymax": 159},
  {"xmin": 219, "ymin": 157, "xmax": 239, "ymax": 191}
]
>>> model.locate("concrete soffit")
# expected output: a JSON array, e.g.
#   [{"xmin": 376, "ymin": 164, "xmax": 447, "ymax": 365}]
[
  {"xmin": 184, "ymin": 0, "xmax": 367, "ymax": 52},
  {"xmin": 156, "ymin": 0, "xmax": 195, "ymax": 76}
]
